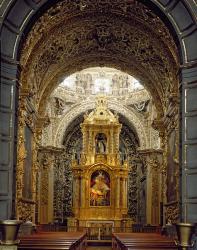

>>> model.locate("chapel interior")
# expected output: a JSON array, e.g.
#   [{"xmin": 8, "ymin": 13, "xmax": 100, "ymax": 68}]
[{"xmin": 1, "ymin": 0, "xmax": 197, "ymax": 249}]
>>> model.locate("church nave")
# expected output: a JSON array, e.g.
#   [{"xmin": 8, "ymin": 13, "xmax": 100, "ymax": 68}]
[{"xmin": 1, "ymin": 0, "xmax": 197, "ymax": 249}]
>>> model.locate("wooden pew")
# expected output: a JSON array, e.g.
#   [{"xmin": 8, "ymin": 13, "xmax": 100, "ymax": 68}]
[
  {"xmin": 112, "ymin": 232, "xmax": 177, "ymax": 250},
  {"xmin": 18, "ymin": 231, "xmax": 87, "ymax": 250}
]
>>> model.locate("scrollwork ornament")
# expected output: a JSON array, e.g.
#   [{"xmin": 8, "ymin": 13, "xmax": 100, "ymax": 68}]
[
  {"xmin": 165, "ymin": 202, "xmax": 179, "ymax": 224},
  {"xmin": 17, "ymin": 200, "xmax": 35, "ymax": 221},
  {"xmin": 149, "ymin": 158, "xmax": 160, "ymax": 207},
  {"xmin": 16, "ymin": 97, "xmax": 27, "ymax": 219},
  {"xmin": 151, "ymin": 119, "xmax": 167, "ymax": 204},
  {"xmin": 19, "ymin": 0, "xmax": 178, "ymax": 122},
  {"xmin": 39, "ymin": 152, "xmax": 53, "ymax": 206}
]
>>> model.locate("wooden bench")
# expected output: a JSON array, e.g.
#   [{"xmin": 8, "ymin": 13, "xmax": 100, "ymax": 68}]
[
  {"xmin": 18, "ymin": 232, "xmax": 87, "ymax": 250},
  {"xmin": 112, "ymin": 232, "xmax": 177, "ymax": 250}
]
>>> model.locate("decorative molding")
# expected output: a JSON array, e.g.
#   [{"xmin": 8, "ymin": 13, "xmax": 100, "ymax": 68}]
[
  {"xmin": 52, "ymin": 100, "xmax": 149, "ymax": 149},
  {"xmin": 19, "ymin": 0, "xmax": 179, "ymax": 118}
]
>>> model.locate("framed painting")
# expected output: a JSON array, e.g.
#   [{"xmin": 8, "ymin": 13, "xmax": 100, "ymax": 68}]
[{"xmin": 90, "ymin": 170, "xmax": 110, "ymax": 206}]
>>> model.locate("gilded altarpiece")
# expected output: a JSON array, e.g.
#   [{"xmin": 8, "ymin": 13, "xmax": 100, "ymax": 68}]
[
  {"xmin": 70, "ymin": 97, "xmax": 129, "ymax": 228},
  {"xmin": 51, "ymin": 115, "xmax": 140, "ymax": 225}
]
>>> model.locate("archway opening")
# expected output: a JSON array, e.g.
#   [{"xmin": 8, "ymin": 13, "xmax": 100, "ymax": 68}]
[
  {"xmin": 4, "ymin": 0, "xmax": 182, "ymax": 229},
  {"xmin": 26, "ymin": 65, "xmax": 166, "ymax": 227}
]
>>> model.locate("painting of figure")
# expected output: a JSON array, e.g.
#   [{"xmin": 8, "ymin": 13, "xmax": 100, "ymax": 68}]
[{"xmin": 90, "ymin": 170, "xmax": 110, "ymax": 206}]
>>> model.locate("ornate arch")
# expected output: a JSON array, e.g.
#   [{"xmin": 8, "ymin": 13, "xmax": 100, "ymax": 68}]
[
  {"xmin": 54, "ymin": 100, "xmax": 149, "ymax": 149},
  {"xmin": 18, "ymin": 4, "xmax": 179, "ymax": 117}
]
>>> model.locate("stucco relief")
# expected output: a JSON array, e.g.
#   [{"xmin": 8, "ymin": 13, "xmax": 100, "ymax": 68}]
[
  {"xmin": 19, "ymin": 0, "xmax": 179, "ymax": 120},
  {"xmin": 50, "ymin": 100, "xmax": 149, "ymax": 149}
]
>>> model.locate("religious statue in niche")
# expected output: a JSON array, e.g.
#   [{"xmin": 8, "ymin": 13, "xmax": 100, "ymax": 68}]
[
  {"xmin": 90, "ymin": 170, "xmax": 110, "ymax": 206},
  {"xmin": 96, "ymin": 133, "xmax": 107, "ymax": 153}
]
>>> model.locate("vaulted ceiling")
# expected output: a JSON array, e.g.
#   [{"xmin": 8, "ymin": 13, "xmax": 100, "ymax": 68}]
[{"xmin": 19, "ymin": 0, "xmax": 179, "ymax": 118}]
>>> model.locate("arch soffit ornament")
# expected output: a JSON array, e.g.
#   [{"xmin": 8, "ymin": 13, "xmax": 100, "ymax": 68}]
[
  {"xmin": 38, "ymin": 57, "xmax": 163, "ymax": 117},
  {"xmin": 54, "ymin": 101, "xmax": 148, "ymax": 149},
  {"xmin": 19, "ymin": 1, "xmax": 178, "ymax": 67},
  {"xmin": 18, "ymin": 5, "xmax": 179, "ymax": 117},
  {"xmin": 1, "ymin": 0, "xmax": 196, "ymax": 68}
]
